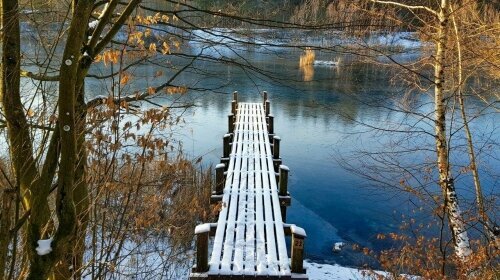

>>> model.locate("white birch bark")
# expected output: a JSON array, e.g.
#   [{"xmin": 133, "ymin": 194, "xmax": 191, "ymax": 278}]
[{"xmin": 434, "ymin": 0, "xmax": 472, "ymax": 259}]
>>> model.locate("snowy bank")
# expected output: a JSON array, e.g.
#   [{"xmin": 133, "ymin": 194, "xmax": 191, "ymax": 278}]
[{"xmin": 305, "ymin": 260, "xmax": 420, "ymax": 280}]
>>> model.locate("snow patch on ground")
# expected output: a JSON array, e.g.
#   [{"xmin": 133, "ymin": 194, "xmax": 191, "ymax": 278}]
[
  {"xmin": 36, "ymin": 238, "xmax": 53, "ymax": 255},
  {"xmin": 305, "ymin": 260, "xmax": 386, "ymax": 280},
  {"xmin": 305, "ymin": 260, "xmax": 420, "ymax": 280}
]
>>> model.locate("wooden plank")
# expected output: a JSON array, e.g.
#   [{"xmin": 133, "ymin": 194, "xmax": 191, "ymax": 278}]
[
  {"xmin": 244, "ymin": 103, "xmax": 256, "ymax": 275},
  {"xmin": 209, "ymin": 103, "xmax": 245, "ymax": 273},
  {"xmin": 255, "ymin": 104, "xmax": 279, "ymax": 276},
  {"xmin": 220, "ymin": 103, "xmax": 250, "ymax": 273},
  {"xmin": 253, "ymin": 105, "xmax": 267, "ymax": 275},
  {"xmin": 257, "ymin": 103, "xmax": 290, "ymax": 275},
  {"xmin": 233, "ymin": 104, "xmax": 250, "ymax": 274}
]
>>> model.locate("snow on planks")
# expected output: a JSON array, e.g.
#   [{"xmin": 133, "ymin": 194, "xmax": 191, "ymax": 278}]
[{"xmin": 210, "ymin": 102, "xmax": 289, "ymax": 277}]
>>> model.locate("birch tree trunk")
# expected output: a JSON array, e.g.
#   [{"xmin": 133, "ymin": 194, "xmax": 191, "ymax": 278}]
[
  {"xmin": 434, "ymin": 0, "xmax": 472, "ymax": 259},
  {"xmin": 449, "ymin": 5, "xmax": 498, "ymax": 248}
]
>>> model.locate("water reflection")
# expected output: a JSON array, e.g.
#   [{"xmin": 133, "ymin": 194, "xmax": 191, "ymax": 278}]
[{"xmin": 18, "ymin": 23, "xmax": 497, "ymax": 266}]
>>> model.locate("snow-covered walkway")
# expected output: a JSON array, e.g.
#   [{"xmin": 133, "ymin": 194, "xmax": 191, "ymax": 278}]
[{"xmin": 191, "ymin": 101, "xmax": 307, "ymax": 279}]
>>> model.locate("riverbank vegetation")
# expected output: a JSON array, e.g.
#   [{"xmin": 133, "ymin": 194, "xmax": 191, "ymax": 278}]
[{"xmin": 1, "ymin": 0, "xmax": 498, "ymax": 279}]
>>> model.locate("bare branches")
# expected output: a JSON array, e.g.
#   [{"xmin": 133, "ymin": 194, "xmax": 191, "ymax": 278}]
[
  {"xmin": 370, "ymin": 0, "xmax": 439, "ymax": 17},
  {"xmin": 94, "ymin": 0, "xmax": 141, "ymax": 55},
  {"xmin": 20, "ymin": 70, "xmax": 60, "ymax": 81}
]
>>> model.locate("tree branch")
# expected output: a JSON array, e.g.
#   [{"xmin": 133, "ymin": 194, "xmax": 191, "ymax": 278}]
[
  {"xmin": 370, "ymin": 0, "xmax": 438, "ymax": 17},
  {"xmin": 94, "ymin": 0, "xmax": 141, "ymax": 55}
]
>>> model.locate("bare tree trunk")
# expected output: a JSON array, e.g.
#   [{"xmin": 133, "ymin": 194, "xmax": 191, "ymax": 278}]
[
  {"xmin": 434, "ymin": 0, "xmax": 471, "ymax": 260},
  {"xmin": 0, "ymin": 0, "xmax": 37, "ymax": 211},
  {"xmin": 26, "ymin": 1, "xmax": 94, "ymax": 279},
  {"xmin": 0, "ymin": 189, "xmax": 14, "ymax": 279},
  {"xmin": 54, "ymin": 84, "xmax": 89, "ymax": 280},
  {"xmin": 449, "ymin": 5, "xmax": 498, "ymax": 248}
]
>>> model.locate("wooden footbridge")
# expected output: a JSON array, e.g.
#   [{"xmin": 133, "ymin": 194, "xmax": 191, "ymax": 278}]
[{"xmin": 190, "ymin": 92, "xmax": 307, "ymax": 280}]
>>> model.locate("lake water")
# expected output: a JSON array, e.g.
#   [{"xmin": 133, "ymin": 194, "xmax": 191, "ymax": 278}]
[
  {"xmin": 20, "ymin": 26, "xmax": 498, "ymax": 268},
  {"xmin": 142, "ymin": 42, "xmax": 497, "ymax": 267}
]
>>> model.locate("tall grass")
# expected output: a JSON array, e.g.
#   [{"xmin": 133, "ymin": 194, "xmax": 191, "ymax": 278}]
[
  {"xmin": 299, "ymin": 48, "xmax": 315, "ymax": 81},
  {"xmin": 299, "ymin": 47, "xmax": 315, "ymax": 67}
]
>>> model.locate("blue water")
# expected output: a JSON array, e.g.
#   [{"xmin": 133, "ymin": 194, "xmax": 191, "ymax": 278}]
[{"xmin": 80, "ymin": 37, "xmax": 498, "ymax": 267}]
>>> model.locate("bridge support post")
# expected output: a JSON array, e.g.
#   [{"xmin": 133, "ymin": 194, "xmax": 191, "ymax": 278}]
[
  {"xmin": 228, "ymin": 114, "xmax": 234, "ymax": 134},
  {"xmin": 273, "ymin": 136, "xmax": 281, "ymax": 172},
  {"xmin": 265, "ymin": 100, "xmax": 271, "ymax": 116},
  {"xmin": 233, "ymin": 91, "xmax": 238, "ymax": 103},
  {"xmin": 267, "ymin": 115, "xmax": 274, "ymax": 141},
  {"xmin": 215, "ymin": 163, "xmax": 225, "ymax": 195},
  {"xmin": 263, "ymin": 90, "xmax": 268, "ymax": 104},
  {"xmin": 232, "ymin": 91, "xmax": 238, "ymax": 115},
  {"xmin": 279, "ymin": 165, "xmax": 288, "ymax": 195},
  {"xmin": 221, "ymin": 134, "xmax": 231, "ymax": 169},
  {"xmin": 231, "ymin": 100, "xmax": 237, "ymax": 115},
  {"xmin": 279, "ymin": 165, "xmax": 290, "ymax": 221},
  {"xmin": 194, "ymin": 224, "xmax": 210, "ymax": 273},
  {"xmin": 291, "ymin": 225, "xmax": 307, "ymax": 274}
]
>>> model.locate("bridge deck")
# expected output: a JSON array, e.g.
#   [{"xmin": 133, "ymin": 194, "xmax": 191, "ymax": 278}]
[
  {"xmin": 191, "ymin": 99, "xmax": 307, "ymax": 280},
  {"xmin": 210, "ymin": 103, "xmax": 289, "ymax": 277}
]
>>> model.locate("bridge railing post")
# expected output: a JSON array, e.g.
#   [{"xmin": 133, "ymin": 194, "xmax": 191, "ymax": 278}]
[
  {"xmin": 273, "ymin": 136, "xmax": 280, "ymax": 159},
  {"xmin": 279, "ymin": 165, "xmax": 288, "ymax": 196},
  {"xmin": 231, "ymin": 100, "xmax": 237, "ymax": 115},
  {"xmin": 263, "ymin": 91, "xmax": 268, "ymax": 104},
  {"xmin": 233, "ymin": 91, "xmax": 238, "ymax": 103},
  {"xmin": 273, "ymin": 136, "xmax": 281, "ymax": 172},
  {"xmin": 228, "ymin": 114, "xmax": 234, "ymax": 134},
  {"xmin": 267, "ymin": 114, "xmax": 274, "ymax": 134},
  {"xmin": 290, "ymin": 225, "xmax": 307, "ymax": 274},
  {"xmin": 232, "ymin": 91, "xmax": 238, "ymax": 115},
  {"xmin": 267, "ymin": 114, "xmax": 274, "ymax": 142},
  {"xmin": 279, "ymin": 165, "xmax": 290, "ymax": 221},
  {"xmin": 215, "ymin": 163, "xmax": 225, "ymax": 195},
  {"xmin": 222, "ymin": 133, "xmax": 231, "ymax": 168},
  {"xmin": 194, "ymin": 224, "xmax": 210, "ymax": 273},
  {"xmin": 265, "ymin": 100, "xmax": 270, "ymax": 116}
]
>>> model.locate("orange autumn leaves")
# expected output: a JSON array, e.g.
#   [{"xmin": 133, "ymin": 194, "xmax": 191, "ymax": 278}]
[{"xmin": 92, "ymin": 12, "xmax": 186, "ymax": 96}]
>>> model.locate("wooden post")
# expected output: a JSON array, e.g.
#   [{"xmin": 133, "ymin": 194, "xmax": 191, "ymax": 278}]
[
  {"xmin": 279, "ymin": 165, "xmax": 289, "ymax": 196},
  {"xmin": 291, "ymin": 225, "xmax": 306, "ymax": 274},
  {"xmin": 231, "ymin": 100, "xmax": 237, "ymax": 115},
  {"xmin": 273, "ymin": 136, "xmax": 281, "ymax": 172},
  {"xmin": 228, "ymin": 114, "xmax": 234, "ymax": 134},
  {"xmin": 273, "ymin": 136, "xmax": 280, "ymax": 159},
  {"xmin": 215, "ymin": 163, "xmax": 225, "ymax": 195},
  {"xmin": 233, "ymin": 91, "xmax": 238, "ymax": 103},
  {"xmin": 221, "ymin": 134, "xmax": 231, "ymax": 169},
  {"xmin": 194, "ymin": 224, "xmax": 210, "ymax": 272},
  {"xmin": 267, "ymin": 114, "xmax": 274, "ymax": 134},
  {"xmin": 279, "ymin": 165, "xmax": 289, "ymax": 221},
  {"xmin": 265, "ymin": 100, "xmax": 270, "ymax": 116},
  {"xmin": 263, "ymin": 91, "xmax": 268, "ymax": 104},
  {"xmin": 223, "ymin": 133, "xmax": 231, "ymax": 158}
]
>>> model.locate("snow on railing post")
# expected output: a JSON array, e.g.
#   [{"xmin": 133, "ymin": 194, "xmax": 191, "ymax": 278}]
[
  {"xmin": 215, "ymin": 163, "xmax": 225, "ymax": 195},
  {"xmin": 279, "ymin": 165, "xmax": 289, "ymax": 196},
  {"xmin": 273, "ymin": 136, "xmax": 281, "ymax": 159},
  {"xmin": 228, "ymin": 114, "xmax": 234, "ymax": 134},
  {"xmin": 233, "ymin": 91, "xmax": 238, "ymax": 103},
  {"xmin": 290, "ymin": 225, "xmax": 307, "ymax": 274},
  {"xmin": 194, "ymin": 224, "xmax": 211, "ymax": 272}
]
